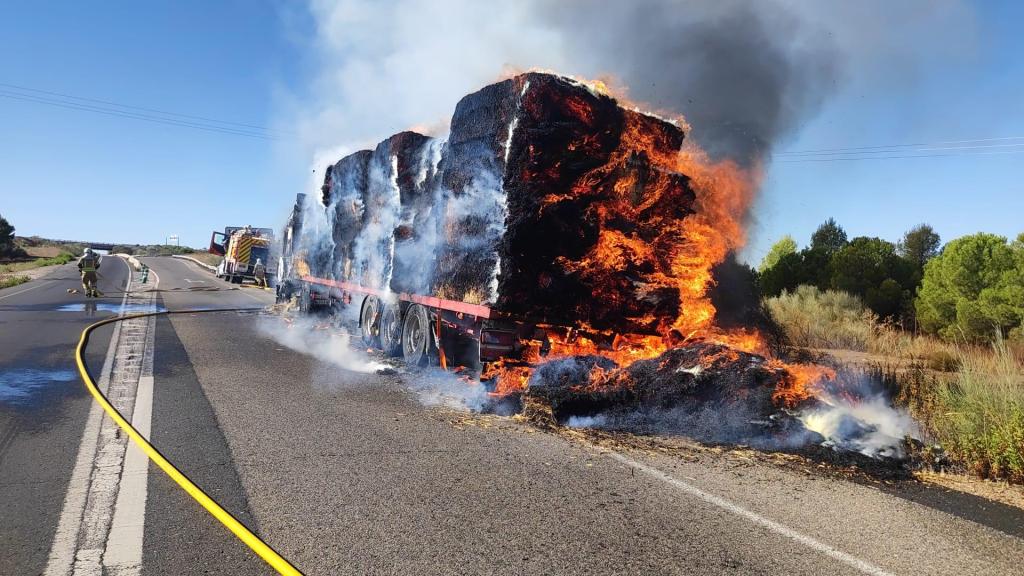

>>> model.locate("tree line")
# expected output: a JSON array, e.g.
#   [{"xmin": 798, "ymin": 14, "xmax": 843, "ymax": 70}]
[
  {"xmin": 756, "ymin": 218, "xmax": 1024, "ymax": 343},
  {"xmin": 0, "ymin": 214, "xmax": 25, "ymax": 259}
]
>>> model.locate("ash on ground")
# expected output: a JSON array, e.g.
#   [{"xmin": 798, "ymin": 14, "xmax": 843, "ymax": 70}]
[{"xmin": 516, "ymin": 341, "xmax": 918, "ymax": 463}]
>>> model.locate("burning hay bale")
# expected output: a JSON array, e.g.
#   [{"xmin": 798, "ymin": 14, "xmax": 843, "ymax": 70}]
[
  {"xmin": 303, "ymin": 72, "xmax": 699, "ymax": 333},
  {"xmin": 524, "ymin": 342, "xmax": 795, "ymax": 425},
  {"xmin": 520, "ymin": 341, "xmax": 839, "ymax": 448},
  {"xmin": 433, "ymin": 72, "xmax": 696, "ymax": 333}
]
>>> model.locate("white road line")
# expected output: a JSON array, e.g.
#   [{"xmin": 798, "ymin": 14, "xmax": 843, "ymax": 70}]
[
  {"xmin": 606, "ymin": 451, "xmax": 896, "ymax": 576},
  {"xmin": 103, "ymin": 367, "xmax": 153, "ymax": 574},
  {"xmin": 45, "ymin": 258, "xmax": 132, "ymax": 576},
  {"xmin": 0, "ymin": 278, "xmax": 57, "ymax": 300}
]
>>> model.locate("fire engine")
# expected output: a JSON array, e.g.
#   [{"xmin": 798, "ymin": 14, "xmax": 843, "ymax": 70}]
[{"xmin": 208, "ymin": 226, "xmax": 275, "ymax": 285}]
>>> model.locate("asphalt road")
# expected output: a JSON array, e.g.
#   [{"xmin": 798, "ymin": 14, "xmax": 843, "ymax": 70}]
[
  {"xmin": 0, "ymin": 257, "xmax": 128, "ymax": 574},
  {"xmin": 5, "ymin": 255, "xmax": 1024, "ymax": 575}
]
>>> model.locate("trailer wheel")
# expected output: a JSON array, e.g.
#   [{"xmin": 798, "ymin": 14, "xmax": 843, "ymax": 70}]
[
  {"xmin": 378, "ymin": 303, "xmax": 403, "ymax": 357},
  {"xmin": 402, "ymin": 304, "xmax": 429, "ymax": 366},
  {"xmin": 360, "ymin": 296, "xmax": 380, "ymax": 347}
]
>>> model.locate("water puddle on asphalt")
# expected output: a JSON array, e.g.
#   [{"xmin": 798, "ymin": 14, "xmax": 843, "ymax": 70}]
[
  {"xmin": 0, "ymin": 369, "xmax": 79, "ymax": 407},
  {"xmin": 55, "ymin": 303, "xmax": 165, "ymax": 314}
]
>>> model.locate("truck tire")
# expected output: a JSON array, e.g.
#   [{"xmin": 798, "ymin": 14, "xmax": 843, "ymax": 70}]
[
  {"xmin": 402, "ymin": 304, "xmax": 430, "ymax": 366},
  {"xmin": 378, "ymin": 303, "xmax": 403, "ymax": 357},
  {"xmin": 360, "ymin": 296, "xmax": 380, "ymax": 347}
]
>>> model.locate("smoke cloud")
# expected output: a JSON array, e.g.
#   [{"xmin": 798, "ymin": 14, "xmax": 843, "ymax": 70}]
[
  {"xmin": 294, "ymin": 0, "xmax": 848, "ymax": 169},
  {"xmin": 539, "ymin": 0, "xmax": 840, "ymax": 164}
]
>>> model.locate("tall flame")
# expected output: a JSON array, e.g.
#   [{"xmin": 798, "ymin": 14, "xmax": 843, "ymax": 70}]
[{"xmin": 481, "ymin": 73, "xmax": 831, "ymax": 406}]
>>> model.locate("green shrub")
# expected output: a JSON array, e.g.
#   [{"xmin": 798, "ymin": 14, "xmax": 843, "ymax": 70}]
[
  {"xmin": 934, "ymin": 339, "xmax": 1024, "ymax": 482},
  {"xmin": 764, "ymin": 285, "xmax": 877, "ymax": 350}
]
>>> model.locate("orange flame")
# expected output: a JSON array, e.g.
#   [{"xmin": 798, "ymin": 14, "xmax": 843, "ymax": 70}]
[{"xmin": 483, "ymin": 73, "xmax": 834, "ymax": 406}]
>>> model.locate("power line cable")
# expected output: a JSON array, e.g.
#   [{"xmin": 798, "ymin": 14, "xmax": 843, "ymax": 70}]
[
  {"xmin": 775, "ymin": 148, "xmax": 1024, "ymax": 163},
  {"xmin": 777, "ymin": 142, "xmax": 1024, "ymax": 158},
  {"xmin": 0, "ymin": 81, "xmax": 290, "ymax": 135},
  {"xmin": 0, "ymin": 91, "xmax": 277, "ymax": 140},
  {"xmin": 776, "ymin": 135, "xmax": 1024, "ymax": 156}
]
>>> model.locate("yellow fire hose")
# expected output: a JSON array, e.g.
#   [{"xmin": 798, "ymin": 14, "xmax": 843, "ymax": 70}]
[{"xmin": 75, "ymin": 308, "xmax": 303, "ymax": 576}]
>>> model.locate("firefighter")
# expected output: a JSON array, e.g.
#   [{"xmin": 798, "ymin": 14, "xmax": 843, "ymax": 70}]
[
  {"xmin": 78, "ymin": 248, "xmax": 102, "ymax": 298},
  {"xmin": 253, "ymin": 258, "xmax": 267, "ymax": 288}
]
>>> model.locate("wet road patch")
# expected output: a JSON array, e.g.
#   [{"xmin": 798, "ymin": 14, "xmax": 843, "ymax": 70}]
[
  {"xmin": 55, "ymin": 302, "xmax": 166, "ymax": 314},
  {"xmin": 0, "ymin": 369, "xmax": 79, "ymax": 407}
]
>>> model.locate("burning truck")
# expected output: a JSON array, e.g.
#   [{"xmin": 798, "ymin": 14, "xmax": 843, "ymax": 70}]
[{"xmin": 278, "ymin": 72, "xmax": 912, "ymax": 457}]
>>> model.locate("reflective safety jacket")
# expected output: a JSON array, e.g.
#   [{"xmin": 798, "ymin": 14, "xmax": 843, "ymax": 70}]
[{"xmin": 78, "ymin": 256, "xmax": 100, "ymax": 273}]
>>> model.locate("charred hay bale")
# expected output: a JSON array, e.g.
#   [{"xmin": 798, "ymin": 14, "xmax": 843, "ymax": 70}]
[
  {"xmin": 283, "ymin": 193, "xmax": 306, "ymax": 261},
  {"xmin": 388, "ymin": 133, "xmax": 442, "ymax": 295},
  {"xmin": 624, "ymin": 342, "xmax": 782, "ymax": 412},
  {"xmin": 430, "ymin": 77, "xmax": 522, "ymax": 302},
  {"xmin": 523, "ymin": 355, "xmax": 623, "ymax": 419},
  {"xmin": 351, "ymin": 132, "xmax": 435, "ymax": 289},
  {"xmin": 323, "ymin": 150, "xmax": 372, "ymax": 280},
  {"xmin": 523, "ymin": 342, "xmax": 788, "ymax": 424},
  {"xmin": 495, "ymin": 76, "xmax": 695, "ymax": 333}
]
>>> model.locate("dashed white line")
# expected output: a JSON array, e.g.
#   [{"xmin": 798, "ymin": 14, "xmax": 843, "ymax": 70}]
[{"xmin": 607, "ymin": 451, "xmax": 896, "ymax": 576}]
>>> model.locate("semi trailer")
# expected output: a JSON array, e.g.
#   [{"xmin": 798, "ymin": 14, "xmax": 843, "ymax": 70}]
[{"xmin": 278, "ymin": 72, "xmax": 698, "ymax": 379}]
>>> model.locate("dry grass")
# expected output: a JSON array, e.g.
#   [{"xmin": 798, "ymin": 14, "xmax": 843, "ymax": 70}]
[
  {"xmin": 763, "ymin": 286, "xmax": 876, "ymax": 350},
  {"xmin": 179, "ymin": 252, "xmax": 223, "ymax": 267},
  {"xmin": 764, "ymin": 286, "xmax": 962, "ymax": 372},
  {"xmin": 23, "ymin": 245, "xmax": 63, "ymax": 258},
  {"xmin": 934, "ymin": 339, "xmax": 1024, "ymax": 483},
  {"xmin": 0, "ymin": 253, "xmax": 75, "ymax": 274},
  {"xmin": 0, "ymin": 275, "xmax": 31, "ymax": 290}
]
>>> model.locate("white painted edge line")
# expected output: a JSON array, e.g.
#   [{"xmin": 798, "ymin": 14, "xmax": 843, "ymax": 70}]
[
  {"xmin": 606, "ymin": 451, "xmax": 896, "ymax": 576},
  {"xmin": 0, "ymin": 277, "xmax": 57, "ymax": 300},
  {"xmin": 44, "ymin": 256, "xmax": 133, "ymax": 576}
]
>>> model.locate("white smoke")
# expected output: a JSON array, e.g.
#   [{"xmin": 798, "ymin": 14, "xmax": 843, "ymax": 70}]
[
  {"xmin": 405, "ymin": 369, "xmax": 493, "ymax": 412},
  {"xmin": 351, "ymin": 154, "xmax": 401, "ymax": 287},
  {"xmin": 799, "ymin": 394, "xmax": 918, "ymax": 459},
  {"xmin": 294, "ymin": 0, "xmax": 565, "ymax": 161},
  {"xmin": 257, "ymin": 315, "xmax": 389, "ymax": 373}
]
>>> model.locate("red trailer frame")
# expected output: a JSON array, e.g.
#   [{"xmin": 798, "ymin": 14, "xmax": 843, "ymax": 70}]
[
  {"xmin": 297, "ymin": 275, "xmax": 531, "ymax": 371},
  {"xmin": 290, "ymin": 273, "xmax": 627, "ymax": 380}
]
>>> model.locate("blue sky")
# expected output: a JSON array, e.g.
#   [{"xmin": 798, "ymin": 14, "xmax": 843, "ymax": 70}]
[{"xmin": 1, "ymin": 1, "xmax": 1021, "ymax": 264}]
